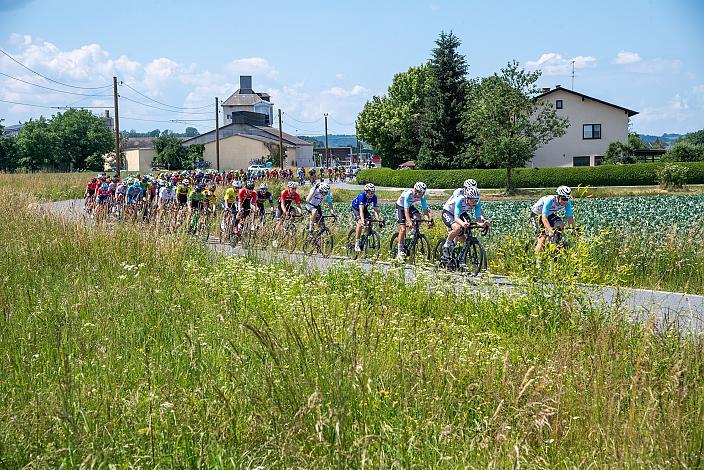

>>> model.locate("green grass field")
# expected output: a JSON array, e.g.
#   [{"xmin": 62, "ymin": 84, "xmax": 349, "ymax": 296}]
[{"xmin": 1, "ymin": 185, "xmax": 703, "ymax": 467}]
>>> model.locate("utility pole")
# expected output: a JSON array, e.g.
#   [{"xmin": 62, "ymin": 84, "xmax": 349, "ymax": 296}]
[
  {"xmin": 324, "ymin": 113, "xmax": 329, "ymax": 168},
  {"xmin": 215, "ymin": 97, "xmax": 220, "ymax": 171},
  {"xmin": 112, "ymin": 77, "xmax": 121, "ymax": 177},
  {"xmin": 278, "ymin": 108, "xmax": 284, "ymax": 170},
  {"xmin": 570, "ymin": 60, "xmax": 575, "ymax": 90}
]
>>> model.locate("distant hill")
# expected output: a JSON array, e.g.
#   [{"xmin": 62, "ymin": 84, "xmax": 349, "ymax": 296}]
[
  {"xmin": 298, "ymin": 134, "xmax": 367, "ymax": 148},
  {"xmin": 639, "ymin": 133, "xmax": 682, "ymax": 146}
]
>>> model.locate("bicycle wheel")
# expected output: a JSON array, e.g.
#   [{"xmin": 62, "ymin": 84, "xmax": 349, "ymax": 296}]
[
  {"xmin": 364, "ymin": 232, "xmax": 381, "ymax": 260},
  {"xmin": 346, "ymin": 229, "xmax": 358, "ymax": 260},
  {"xmin": 434, "ymin": 238, "xmax": 454, "ymax": 270},
  {"xmin": 301, "ymin": 229, "xmax": 315, "ymax": 255},
  {"xmin": 320, "ymin": 228, "xmax": 333, "ymax": 257},
  {"xmin": 461, "ymin": 240, "xmax": 485, "ymax": 276},
  {"xmin": 388, "ymin": 232, "xmax": 405, "ymax": 259},
  {"xmin": 408, "ymin": 234, "xmax": 431, "ymax": 264}
]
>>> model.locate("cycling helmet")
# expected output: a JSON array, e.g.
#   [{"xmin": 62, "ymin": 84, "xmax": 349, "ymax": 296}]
[
  {"xmin": 464, "ymin": 186, "xmax": 480, "ymax": 199},
  {"xmin": 101, "ymin": 183, "xmax": 108, "ymax": 190},
  {"xmin": 132, "ymin": 181, "xmax": 141, "ymax": 187},
  {"xmin": 141, "ymin": 177, "xmax": 148, "ymax": 183},
  {"xmin": 463, "ymin": 179, "xmax": 478, "ymax": 189},
  {"xmin": 166, "ymin": 182, "xmax": 173, "ymax": 189},
  {"xmin": 234, "ymin": 180, "xmax": 242, "ymax": 188},
  {"xmin": 209, "ymin": 184, "xmax": 216, "ymax": 192},
  {"xmin": 413, "ymin": 181, "xmax": 427, "ymax": 194},
  {"xmin": 260, "ymin": 182, "xmax": 268, "ymax": 190},
  {"xmin": 245, "ymin": 181, "xmax": 255, "ymax": 190},
  {"xmin": 364, "ymin": 183, "xmax": 376, "ymax": 193},
  {"xmin": 556, "ymin": 185, "xmax": 572, "ymax": 199},
  {"xmin": 108, "ymin": 182, "xmax": 116, "ymax": 189},
  {"xmin": 183, "ymin": 179, "xmax": 190, "ymax": 186},
  {"xmin": 196, "ymin": 184, "xmax": 204, "ymax": 192},
  {"xmin": 91, "ymin": 177, "xmax": 97, "ymax": 183},
  {"xmin": 318, "ymin": 182, "xmax": 330, "ymax": 194},
  {"xmin": 288, "ymin": 181, "xmax": 298, "ymax": 189}
]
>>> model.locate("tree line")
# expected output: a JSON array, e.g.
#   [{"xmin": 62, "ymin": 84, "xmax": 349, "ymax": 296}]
[
  {"xmin": 0, "ymin": 109, "xmax": 114, "ymax": 172},
  {"xmin": 356, "ymin": 31, "xmax": 568, "ymax": 187}
]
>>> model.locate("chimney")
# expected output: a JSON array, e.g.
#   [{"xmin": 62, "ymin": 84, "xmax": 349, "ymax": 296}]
[
  {"xmin": 240, "ymin": 75, "xmax": 253, "ymax": 93},
  {"xmin": 555, "ymin": 84, "xmax": 561, "ymax": 88},
  {"xmin": 542, "ymin": 87, "xmax": 550, "ymax": 93},
  {"xmin": 104, "ymin": 110, "xmax": 110, "ymax": 118}
]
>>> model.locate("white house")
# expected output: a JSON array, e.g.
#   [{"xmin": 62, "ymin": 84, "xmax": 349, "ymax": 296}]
[
  {"xmin": 531, "ymin": 86, "xmax": 638, "ymax": 167},
  {"xmin": 221, "ymin": 76, "xmax": 274, "ymax": 126}
]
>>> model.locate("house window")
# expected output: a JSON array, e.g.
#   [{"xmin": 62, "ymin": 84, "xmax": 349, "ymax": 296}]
[
  {"xmin": 594, "ymin": 155, "xmax": 604, "ymax": 166},
  {"xmin": 583, "ymin": 124, "xmax": 601, "ymax": 140},
  {"xmin": 573, "ymin": 156, "xmax": 590, "ymax": 166},
  {"xmin": 556, "ymin": 99, "xmax": 563, "ymax": 109}
]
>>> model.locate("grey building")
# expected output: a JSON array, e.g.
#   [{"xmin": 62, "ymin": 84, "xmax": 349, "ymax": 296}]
[
  {"xmin": 221, "ymin": 76, "xmax": 274, "ymax": 126},
  {"xmin": 2, "ymin": 123, "xmax": 23, "ymax": 137}
]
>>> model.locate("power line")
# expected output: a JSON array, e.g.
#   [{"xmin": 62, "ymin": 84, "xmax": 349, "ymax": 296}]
[
  {"xmin": 0, "ymin": 71, "xmax": 113, "ymax": 97},
  {"xmin": 0, "ymin": 98, "xmax": 111, "ymax": 110},
  {"xmin": 282, "ymin": 112, "xmax": 324, "ymax": 124},
  {"xmin": 327, "ymin": 115, "xmax": 355, "ymax": 127},
  {"xmin": 0, "ymin": 47, "xmax": 112, "ymax": 90},
  {"xmin": 282, "ymin": 122, "xmax": 324, "ymax": 135},
  {"xmin": 121, "ymin": 116, "xmax": 214, "ymax": 124},
  {"xmin": 120, "ymin": 82, "xmax": 211, "ymax": 110},
  {"xmin": 119, "ymin": 95, "xmax": 212, "ymax": 115}
]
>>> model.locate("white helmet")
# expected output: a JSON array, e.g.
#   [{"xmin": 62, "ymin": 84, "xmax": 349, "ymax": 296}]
[
  {"xmin": 413, "ymin": 181, "xmax": 427, "ymax": 194},
  {"xmin": 288, "ymin": 181, "xmax": 298, "ymax": 189},
  {"xmin": 318, "ymin": 182, "xmax": 330, "ymax": 194},
  {"xmin": 183, "ymin": 179, "xmax": 190, "ymax": 186},
  {"xmin": 556, "ymin": 185, "xmax": 572, "ymax": 199},
  {"xmin": 463, "ymin": 178, "xmax": 477, "ymax": 189},
  {"xmin": 234, "ymin": 180, "xmax": 242, "ymax": 188},
  {"xmin": 464, "ymin": 186, "xmax": 480, "ymax": 199},
  {"xmin": 364, "ymin": 183, "xmax": 375, "ymax": 192},
  {"xmin": 260, "ymin": 183, "xmax": 268, "ymax": 190}
]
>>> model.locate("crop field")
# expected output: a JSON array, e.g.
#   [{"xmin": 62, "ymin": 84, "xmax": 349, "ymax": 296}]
[{"xmin": 2, "ymin": 185, "xmax": 704, "ymax": 468}]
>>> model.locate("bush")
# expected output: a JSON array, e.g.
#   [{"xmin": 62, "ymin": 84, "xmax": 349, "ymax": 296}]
[
  {"xmin": 356, "ymin": 162, "xmax": 704, "ymax": 188},
  {"xmin": 657, "ymin": 163, "xmax": 688, "ymax": 189},
  {"xmin": 603, "ymin": 141, "xmax": 636, "ymax": 164},
  {"xmin": 662, "ymin": 141, "xmax": 704, "ymax": 162}
]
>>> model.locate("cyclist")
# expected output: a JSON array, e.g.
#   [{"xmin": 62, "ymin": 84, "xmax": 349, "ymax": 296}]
[
  {"xmin": 305, "ymin": 182, "xmax": 336, "ymax": 233},
  {"xmin": 351, "ymin": 183, "xmax": 382, "ymax": 252},
  {"xmin": 126, "ymin": 180, "xmax": 143, "ymax": 205},
  {"xmin": 115, "ymin": 178, "xmax": 127, "ymax": 204},
  {"xmin": 275, "ymin": 181, "xmax": 303, "ymax": 231},
  {"xmin": 204, "ymin": 184, "xmax": 218, "ymax": 213},
  {"xmin": 95, "ymin": 182, "xmax": 111, "ymax": 213},
  {"xmin": 452, "ymin": 178, "xmax": 478, "ymax": 198},
  {"xmin": 85, "ymin": 177, "xmax": 98, "ymax": 200},
  {"xmin": 188, "ymin": 184, "xmax": 206, "ymax": 219},
  {"xmin": 395, "ymin": 182, "xmax": 433, "ymax": 259},
  {"xmin": 236, "ymin": 181, "xmax": 259, "ymax": 228},
  {"xmin": 531, "ymin": 185, "xmax": 575, "ymax": 253},
  {"xmin": 256, "ymin": 182, "xmax": 274, "ymax": 223},
  {"xmin": 175, "ymin": 179, "xmax": 190, "ymax": 206},
  {"xmin": 440, "ymin": 186, "xmax": 490, "ymax": 257}
]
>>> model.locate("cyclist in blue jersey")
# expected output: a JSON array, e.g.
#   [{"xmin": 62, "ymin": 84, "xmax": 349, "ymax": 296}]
[
  {"xmin": 126, "ymin": 181, "xmax": 143, "ymax": 204},
  {"xmin": 351, "ymin": 183, "xmax": 382, "ymax": 252},
  {"xmin": 531, "ymin": 185, "xmax": 575, "ymax": 253},
  {"xmin": 440, "ymin": 186, "xmax": 490, "ymax": 257},
  {"xmin": 395, "ymin": 181, "xmax": 433, "ymax": 258}
]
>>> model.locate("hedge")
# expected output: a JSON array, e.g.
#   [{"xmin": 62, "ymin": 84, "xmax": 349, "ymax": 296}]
[{"xmin": 356, "ymin": 162, "xmax": 704, "ymax": 189}]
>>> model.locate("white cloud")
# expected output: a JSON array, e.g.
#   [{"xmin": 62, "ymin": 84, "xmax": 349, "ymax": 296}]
[
  {"xmin": 629, "ymin": 57, "xmax": 681, "ymax": 74},
  {"xmin": 322, "ymin": 85, "xmax": 368, "ymax": 98},
  {"xmin": 526, "ymin": 52, "xmax": 596, "ymax": 75},
  {"xmin": 430, "ymin": 4, "xmax": 441, "ymax": 11},
  {"xmin": 226, "ymin": 57, "xmax": 278, "ymax": 78},
  {"xmin": 335, "ymin": 73, "xmax": 344, "ymax": 80},
  {"xmin": 613, "ymin": 51, "xmax": 642, "ymax": 64}
]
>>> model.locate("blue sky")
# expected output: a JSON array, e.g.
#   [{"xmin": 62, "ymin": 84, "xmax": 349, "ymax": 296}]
[{"xmin": 1, "ymin": 0, "xmax": 702, "ymax": 136}]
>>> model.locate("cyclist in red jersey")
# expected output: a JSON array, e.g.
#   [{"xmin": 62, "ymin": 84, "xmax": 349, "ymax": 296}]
[
  {"xmin": 275, "ymin": 181, "xmax": 302, "ymax": 231},
  {"xmin": 236, "ymin": 181, "xmax": 259, "ymax": 225}
]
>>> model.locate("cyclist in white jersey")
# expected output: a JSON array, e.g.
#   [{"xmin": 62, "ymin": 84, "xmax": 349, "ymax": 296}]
[
  {"xmin": 440, "ymin": 186, "xmax": 490, "ymax": 256},
  {"xmin": 305, "ymin": 182, "xmax": 336, "ymax": 232},
  {"xmin": 395, "ymin": 181, "xmax": 433, "ymax": 258},
  {"xmin": 531, "ymin": 185, "xmax": 575, "ymax": 253},
  {"xmin": 451, "ymin": 178, "xmax": 478, "ymax": 199}
]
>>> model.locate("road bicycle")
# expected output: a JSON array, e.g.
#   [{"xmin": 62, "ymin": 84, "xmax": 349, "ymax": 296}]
[
  {"xmin": 272, "ymin": 210, "xmax": 302, "ymax": 253},
  {"xmin": 388, "ymin": 218, "xmax": 433, "ymax": 264},
  {"xmin": 302, "ymin": 214, "xmax": 336, "ymax": 257},
  {"xmin": 433, "ymin": 223, "xmax": 489, "ymax": 276},
  {"xmin": 345, "ymin": 219, "xmax": 385, "ymax": 260}
]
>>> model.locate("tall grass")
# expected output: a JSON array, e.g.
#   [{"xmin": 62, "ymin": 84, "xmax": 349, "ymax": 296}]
[{"xmin": 2, "ymin": 187, "xmax": 704, "ymax": 467}]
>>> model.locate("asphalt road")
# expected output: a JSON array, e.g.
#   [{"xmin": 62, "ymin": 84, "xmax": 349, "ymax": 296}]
[{"xmin": 39, "ymin": 198, "xmax": 704, "ymax": 332}]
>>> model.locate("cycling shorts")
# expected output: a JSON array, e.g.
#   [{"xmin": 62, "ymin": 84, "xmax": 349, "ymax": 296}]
[
  {"xmin": 351, "ymin": 206, "xmax": 370, "ymax": 221},
  {"xmin": 177, "ymin": 193, "xmax": 187, "ymax": 205},
  {"xmin": 97, "ymin": 195, "xmax": 110, "ymax": 204},
  {"xmin": 442, "ymin": 210, "xmax": 471, "ymax": 230},
  {"xmin": 532, "ymin": 213, "xmax": 561, "ymax": 235},
  {"xmin": 396, "ymin": 204, "xmax": 420, "ymax": 225}
]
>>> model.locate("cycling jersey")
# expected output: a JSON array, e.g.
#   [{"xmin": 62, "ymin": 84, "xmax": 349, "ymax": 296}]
[
  {"xmin": 280, "ymin": 188, "xmax": 301, "ymax": 205},
  {"xmin": 443, "ymin": 194, "xmax": 482, "ymax": 219},
  {"xmin": 205, "ymin": 192, "xmax": 217, "ymax": 205},
  {"xmin": 126, "ymin": 185, "xmax": 143, "ymax": 203},
  {"xmin": 532, "ymin": 195, "xmax": 573, "ymax": 217},
  {"xmin": 351, "ymin": 192, "xmax": 378, "ymax": 209},
  {"xmin": 175, "ymin": 184, "xmax": 190, "ymax": 196},
  {"xmin": 95, "ymin": 187, "xmax": 111, "ymax": 201},
  {"xmin": 307, "ymin": 185, "xmax": 332, "ymax": 207},
  {"xmin": 159, "ymin": 187, "xmax": 176, "ymax": 201},
  {"xmin": 224, "ymin": 187, "xmax": 237, "ymax": 203},
  {"xmin": 238, "ymin": 188, "xmax": 258, "ymax": 205},
  {"xmin": 396, "ymin": 189, "xmax": 428, "ymax": 210},
  {"xmin": 116, "ymin": 184, "xmax": 127, "ymax": 195},
  {"xmin": 188, "ymin": 191, "xmax": 205, "ymax": 202},
  {"xmin": 256, "ymin": 190, "xmax": 273, "ymax": 206}
]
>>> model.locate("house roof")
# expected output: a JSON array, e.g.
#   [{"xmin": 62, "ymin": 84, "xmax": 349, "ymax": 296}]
[
  {"xmin": 181, "ymin": 123, "xmax": 313, "ymax": 147},
  {"xmin": 537, "ymin": 87, "xmax": 639, "ymax": 117},
  {"xmin": 255, "ymin": 126, "xmax": 312, "ymax": 146},
  {"xmin": 222, "ymin": 92, "xmax": 266, "ymax": 106}
]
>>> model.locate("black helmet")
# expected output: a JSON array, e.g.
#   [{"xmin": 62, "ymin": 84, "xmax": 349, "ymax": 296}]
[
  {"xmin": 196, "ymin": 184, "xmax": 204, "ymax": 192},
  {"xmin": 245, "ymin": 181, "xmax": 255, "ymax": 190}
]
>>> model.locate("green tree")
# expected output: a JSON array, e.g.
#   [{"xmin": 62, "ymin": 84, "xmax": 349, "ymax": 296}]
[
  {"xmin": 184, "ymin": 127, "xmax": 199, "ymax": 137},
  {"xmin": 186, "ymin": 143, "xmax": 205, "ymax": 167},
  {"xmin": 628, "ymin": 132, "xmax": 643, "ymax": 150},
  {"xmin": 604, "ymin": 141, "xmax": 636, "ymax": 164},
  {"xmin": 464, "ymin": 61, "xmax": 569, "ymax": 190},
  {"xmin": 0, "ymin": 121, "xmax": 18, "ymax": 171},
  {"xmin": 417, "ymin": 31, "xmax": 470, "ymax": 169},
  {"xmin": 50, "ymin": 108, "xmax": 113, "ymax": 171},
  {"xmin": 662, "ymin": 140, "xmax": 704, "ymax": 162},
  {"xmin": 356, "ymin": 64, "xmax": 430, "ymax": 168},
  {"xmin": 153, "ymin": 135, "xmax": 189, "ymax": 169},
  {"xmin": 680, "ymin": 129, "xmax": 704, "ymax": 146},
  {"xmin": 15, "ymin": 117, "xmax": 58, "ymax": 171}
]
